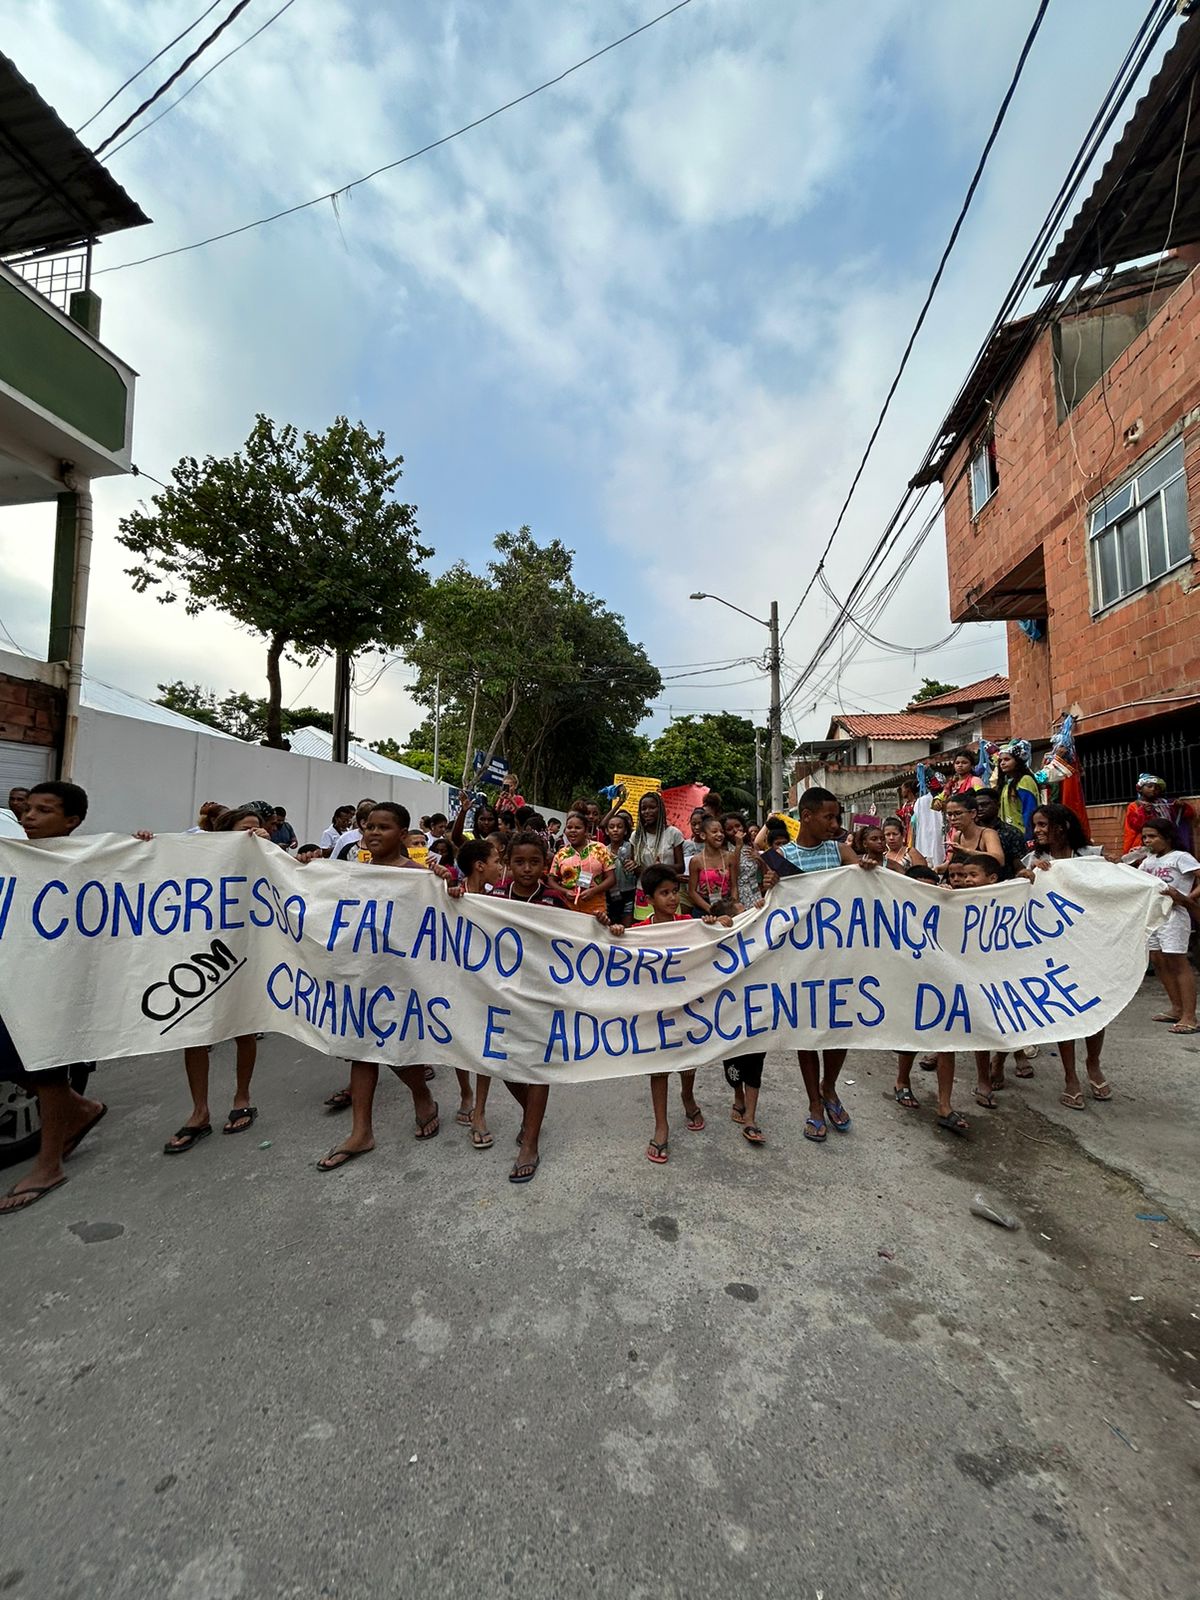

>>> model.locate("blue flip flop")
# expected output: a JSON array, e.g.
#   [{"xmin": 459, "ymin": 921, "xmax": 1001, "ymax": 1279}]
[
  {"xmin": 803, "ymin": 1116, "xmax": 827, "ymax": 1143},
  {"xmin": 823, "ymin": 1099, "xmax": 851, "ymax": 1133}
]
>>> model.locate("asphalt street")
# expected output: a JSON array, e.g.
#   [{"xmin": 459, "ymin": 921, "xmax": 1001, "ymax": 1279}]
[{"xmin": 1, "ymin": 980, "xmax": 1198, "ymax": 1600}]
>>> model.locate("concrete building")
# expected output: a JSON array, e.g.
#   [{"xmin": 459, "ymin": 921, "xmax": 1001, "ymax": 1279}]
[
  {"xmin": 0, "ymin": 51, "xmax": 150, "ymax": 795},
  {"xmin": 916, "ymin": 18, "xmax": 1200, "ymax": 850},
  {"xmin": 789, "ymin": 673, "xmax": 1011, "ymax": 814}
]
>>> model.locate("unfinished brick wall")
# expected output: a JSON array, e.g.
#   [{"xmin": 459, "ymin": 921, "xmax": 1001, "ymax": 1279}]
[
  {"xmin": 942, "ymin": 267, "xmax": 1200, "ymax": 741},
  {"xmin": 0, "ymin": 672, "xmax": 63, "ymax": 747}
]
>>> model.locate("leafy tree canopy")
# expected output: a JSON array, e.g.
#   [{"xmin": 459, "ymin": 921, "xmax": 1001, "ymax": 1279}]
[
  {"xmin": 909, "ymin": 678, "xmax": 958, "ymax": 705},
  {"xmin": 120, "ymin": 415, "xmax": 431, "ymax": 746},
  {"xmin": 404, "ymin": 528, "xmax": 660, "ymax": 805},
  {"xmin": 154, "ymin": 681, "xmax": 353, "ymax": 743},
  {"xmin": 646, "ymin": 712, "xmax": 767, "ymax": 800}
]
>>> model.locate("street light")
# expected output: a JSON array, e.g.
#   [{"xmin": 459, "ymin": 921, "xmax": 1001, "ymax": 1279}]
[{"xmin": 689, "ymin": 592, "xmax": 784, "ymax": 814}]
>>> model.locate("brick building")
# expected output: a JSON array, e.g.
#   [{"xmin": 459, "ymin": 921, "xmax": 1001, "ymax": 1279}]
[
  {"xmin": 789, "ymin": 674, "xmax": 1011, "ymax": 813},
  {"xmin": 917, "ymin": 19, "xmax": 1200, "ymax": 849}
]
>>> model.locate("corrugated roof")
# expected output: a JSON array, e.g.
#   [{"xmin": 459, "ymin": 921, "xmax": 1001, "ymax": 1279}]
[
  {"xmin": 0, "ymin": 53, "xmax": 150, "ymax": 254},
  {"xmin": 1039, "ymin": 13, "xmax": 1200, "ymax": 286},
  {"xmin": 828, "ymin": 713, "xmax": 957, "ymax": 740},
  {"xmin": 905, "ymin": 674, "xmax": 1010, "ymax": 710},
  {"xmin": 286, "ymin": 725, "xmax": 433, "ymax": 782},
  {"xmin": 80, "ymin": 675, "xmax": 240, "ymax": 736}
]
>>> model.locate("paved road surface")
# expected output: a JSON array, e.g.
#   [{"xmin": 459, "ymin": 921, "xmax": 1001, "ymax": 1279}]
[{"xmin": 2, "ymin": 986, "xmax": 1198, "ymax": 1599}]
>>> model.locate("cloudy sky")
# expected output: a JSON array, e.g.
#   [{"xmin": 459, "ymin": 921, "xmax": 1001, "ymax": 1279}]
[{"xmin": 1, "ymin": 0, "xmax": 1170, "ymax": 747}]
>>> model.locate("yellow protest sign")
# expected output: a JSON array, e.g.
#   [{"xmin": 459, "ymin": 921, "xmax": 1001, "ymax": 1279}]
[
  {"xmin": 407, "ymin": 844, "xmax": 429, "ymax": 867},
  {"xmin": 771, "ymin": 811, "xmax": 801, "ymax": 841},
  {"xmin": 614, "ymin": 774, "xmax": 661, "ymax": 816}
]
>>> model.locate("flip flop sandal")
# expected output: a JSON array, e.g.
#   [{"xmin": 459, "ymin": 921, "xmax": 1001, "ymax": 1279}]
[
  {"xmin": 936, "ymin": 1111, "xmax": 969, "ymax": 1137},
  {"xmin": 893, "ymin": 1086, "xmax": 919, "ymax": 1109},
  {"xmin": 509, "ymin": 1156, "xmax": 541, "ymax": 1184},
  {"xmin": 324, "ymin": 1089, "xmax": 352, "ymax": 1111},
  {"xmin": 823, "ymin": 1100, "xmax": 851, "ymax": 1132},
  {"xmin": 63, "ymin": 1103, "xmax": 107, "ymax": 1157},
  {"xmin": 685, "ymin": 1109, "xmax": 705, "ymax": 1131},
  {"xmin": 414, "ymin": 1103, "xmax": 439, "ymax": 1139},
  {"xmin": 1089, "ymin": 1081, "xmax": 1113, "ymax": 1101},
  {"xmin": 730, "ymin": 1106, "xmax": 748, "ymax": 1124},
  {"xmin": 223, "ymin": 1106, "xmax": 257, "ymax": 1135},
  {"xmin": 1152, "ymin": 1013, "xmax": 1180, "ymax": 1023},
  {"xmin": 1059, "ymin": 1092, "xmax": 1085, "ymax": 1110},
  {"xmin": 742, "ymin": 1124, "xmax": 765, "ymax": 1145},
  {"xmin": 918, "ymin": 1056, "xmax": 937, "ymax": 1072},
  {"xmin": 1168, "ymin": 1023, "xmax": 1200, "ymax": 1034},
  {"xmin": 317, "ymin": 1146, "xmax": 371, "ymax": 1172},
  {"xmin": 164, "ymin": 1124, "xmax": 212, "ymax": 1154},
  {"xmin": 803, "ymin": 1117, "xmax": 827, "ymax": 1143},
  {"xmin": 646, "ymin": 1141, "xmax": 669, "ymax": 1165},
  {"xmin": 470, "ymin": 1127, "xmax": 494, "ymax": 1149},
  {"xmin": 455, "ymin": 1108, "xmax": 474, "ymax": 1126},
  {"xmin": 1014, "ymin": 1063, "xmax": 1035, "ymax": 1078},
  {"xmin": 1, "ymin": 1175, "xmax": 68, "ymax": 1214},
  {"xmin": 423, "ymin": 1066, "xmax": 436, "ymax": 1080},
  {"xmin": 974, "ymin": 1089, "xmax": 998, "ymax": 1109}
]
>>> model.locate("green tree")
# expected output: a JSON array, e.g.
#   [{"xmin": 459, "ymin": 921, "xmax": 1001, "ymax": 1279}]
[
  {"xmin": 154, "ymin": 681, "xmax": 352, "ymax": 742},
  {"xmin": 121, "ymin": 415, "xmax": 431, "ymax": 747},
  {"xmin": 909, "ymin": 678, "xmax": 958, "ymax": 705},
  {"xmin": 648, "ymin": 712, "xmax": 766, "ymax": 802},
  {"xmin": 404, "ymin": 528, "xmax": 659, "ymax": 805}
]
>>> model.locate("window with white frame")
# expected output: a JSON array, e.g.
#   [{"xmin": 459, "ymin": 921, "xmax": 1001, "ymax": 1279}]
[
  {"xmin": 1089, "ymin": 438, "xmax": 1189, "ymax": 611},
  {"xmin": 969, "ymin": 434, "xmax": 999, "ymax": 516}
]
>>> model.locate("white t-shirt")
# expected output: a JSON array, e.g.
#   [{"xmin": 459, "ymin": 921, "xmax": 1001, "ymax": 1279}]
[
  {"xmin": 332, "ymin": 827, "xmax": 362, "ymax": 860},
  {"xmin": 320, "ymin": 823, "xmax": 343, "ymax": 855},
  {"xmin": 1138, "ymin": 849, "xmax": 1200, "ymax": 896},
  {"xmin": 1021, "ymin": 846, "xmax": 1103, "ymax": 869},
  {"xmin": 911, "ymin": 793, "xmax": 944, "ymax": 864},
  {"xmin": 631, "ymin": 824, "xmax": 684, "ymax": 869}
]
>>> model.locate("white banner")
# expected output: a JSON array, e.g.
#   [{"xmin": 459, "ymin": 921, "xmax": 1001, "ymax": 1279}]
[{"xmin": 0, "ymin": 835, "xmax": 1168, "ymax": 1080}]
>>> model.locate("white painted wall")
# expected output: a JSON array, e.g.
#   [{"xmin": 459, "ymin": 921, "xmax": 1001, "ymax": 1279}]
[{"xmin": 71, "ymin": 707, "xmax": 454, "ymax": 842}]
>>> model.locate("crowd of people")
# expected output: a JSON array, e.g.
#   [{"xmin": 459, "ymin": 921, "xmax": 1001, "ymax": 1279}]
[{"xmin": 1, "ymin": 747, "xmax": 1195, "ymax": 1213}]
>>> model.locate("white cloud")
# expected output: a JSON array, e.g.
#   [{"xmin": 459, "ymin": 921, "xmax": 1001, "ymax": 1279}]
[{"xmin": 0, "ymin": 0, "xmax": 1156, "ymax": 754}]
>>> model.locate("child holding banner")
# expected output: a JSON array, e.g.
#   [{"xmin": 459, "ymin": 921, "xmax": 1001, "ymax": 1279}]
[
  {"xmin": 0, "ymin": 782, "xmax": 108, "ymax": 1217},
  {"xmin": 446, "ymin": 838, "xmax": 506, "ymax": 1148},
  {"xmin": 316, "ymin": 804, "xmax": 442, "ymax": 1174},
  {"xmin": 604, "ymin": 864, "xmax": 725, "ymax": 1162},
  {"xmin": 490, "ymin": 831, "xmax": 576, "ymax": 1183},
  {"xmin": 760, "ymin": 788, "xmax": 877, "ymax": 1144},
  {"xmin": 161, "ymin": 804, "xmax": 274, "ymax": 1154},
  {"xmin": 893, "ymin": 851, "xmax": 999, "ymax": 1132}
]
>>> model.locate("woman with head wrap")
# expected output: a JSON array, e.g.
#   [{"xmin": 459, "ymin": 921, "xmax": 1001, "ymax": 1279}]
[
  {"xmin": 1122, "ymin": 774, "xmax": 1196, "ymax": 858},
  {"xmin": 992, "ymin": 739, "xmax": 1040, "ymax": 842}
]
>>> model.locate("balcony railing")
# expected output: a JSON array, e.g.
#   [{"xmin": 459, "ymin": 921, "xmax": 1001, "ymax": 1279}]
[{"xmin": 2, "ymin": 242, "xmax": 91, "ymax": 313}]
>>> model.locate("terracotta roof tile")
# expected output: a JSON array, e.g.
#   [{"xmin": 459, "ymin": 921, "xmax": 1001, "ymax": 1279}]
[
  {"xmin": 830, "ymin": 713, "xmax": 958, "ymax": 739},
  {"xmin": 904, "ymin": 674, "xmax": 1009, "ymax": 710}
]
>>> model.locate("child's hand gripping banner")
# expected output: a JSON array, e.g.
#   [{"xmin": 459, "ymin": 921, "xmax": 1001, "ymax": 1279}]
[{"xmin": 0, "ymin": 835, "xmax": 1169, "ymax": 1082}]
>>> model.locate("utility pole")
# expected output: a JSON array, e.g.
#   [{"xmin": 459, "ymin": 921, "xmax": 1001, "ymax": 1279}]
[
  {"xmin": 690, "ymin": 589, "xmax": 785, "ymax": 813},
  {"xmin": 768, "ymin": 599, "xmax": 784, "ymax": 812},
  {"xmin": 432, "ymin": 671, "xmax": 441, "ymax": 784},
  {"xmin": 332, "ymin": 649, "xmax": 351, "ymax": 764},
  {"xmin": 754, "ymin": 727, "xmax": 763, "ymax": 823}
]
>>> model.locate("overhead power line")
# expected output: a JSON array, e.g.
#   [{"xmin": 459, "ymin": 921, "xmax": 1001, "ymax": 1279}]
[
  {"xmin": 779, "ymin": 0, "xmax": 1178, "ymax": 715},
  {"xmin": 94, "ymin": 0, "xmax": 697, "ymax": 275},
  {"xmin": 93, "ymin": 0, "xmax": 258, "ymax": 156},
  {"xmin": 778, "ymin": 0, "xmax": 1053, "ymax": 648},
  {"xmin": 105, "ymin": 0, "xmax": 299, "ymax": 159},
  {"xmin": 76, "ymin": 0, "xmax": 225, "ymax": 133}
]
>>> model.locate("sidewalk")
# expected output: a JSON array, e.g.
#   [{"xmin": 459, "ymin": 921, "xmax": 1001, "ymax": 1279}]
[{"xmin": 998, "ymin": 976, "xmax": 1200, "ymax": 1234}]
